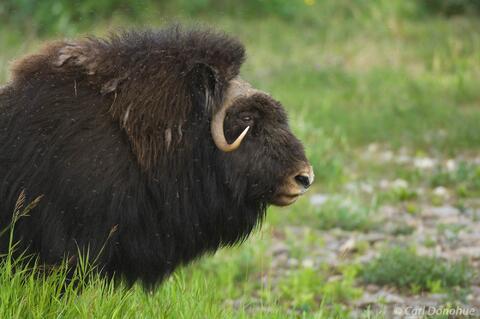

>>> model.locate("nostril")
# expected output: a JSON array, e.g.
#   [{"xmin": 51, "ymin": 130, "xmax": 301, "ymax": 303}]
[{"xmin": 295, "ymin": 174, "xmax": 311, "ymax": 189}]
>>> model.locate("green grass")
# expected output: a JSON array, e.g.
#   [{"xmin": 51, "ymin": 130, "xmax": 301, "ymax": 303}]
[
  {"xmin": 0, "ymin": 227, "xmax": 349, "ymax": 318},
  {"xmin": 1, "ymin": 0, "xmax": 480, "ymax": 317}
]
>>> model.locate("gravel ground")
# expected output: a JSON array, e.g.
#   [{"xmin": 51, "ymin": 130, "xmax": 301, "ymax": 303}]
[{"xmin": 265, "ymin": 146, "xmax": 480, "ymax": 318}]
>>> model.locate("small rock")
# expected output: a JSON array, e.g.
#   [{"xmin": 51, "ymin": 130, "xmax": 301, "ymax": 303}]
[
  {"xmin": 326, "ymin": 276, "xmax": 344, "ymax": 285},
  {"xmin": 287, "ymin": 258, "xmax": 299, "ymax": 268},
  {"xmin": 456, "ymin": 247, "xmax": 480, "ymax": 259},
  {"xmin": 396, "ymin": 155, "xmax": 411, "ymax": 164},
  {"xmin": 354, "ymin": 292, "xmax": 377, "ymax": 308},
  {"xmin": 360, "ymin": 182, "xmax": 374, "ymax": 194},
  {"xmin": 377, "ymin": 291, "xmax": 405, "ymax": 304},
  {"xmin": 392, "ymin": 179, "xmax": 408, "ymax": 189},
  {"xmin": 379, "ymin": 205, "xmax": 398, "ymax": 217},
  {"xmin": 301, "ymin": 258, "xmax": 314, "ymax": 268},
  {"xmin": 446, "ymin": 159, "xmax": 457, "ymax": 172},
  {"xmin": 270, "ymin": 242, "xmax": 289, "ymax": 257},
  {"xmin": 366, "ymin": 284, "xmax": 380, "ymax": 293},
  {"xmin": 458, "ymin": 232, "xmax": 480, "ymax": 245},
  {"xmin": 339, "ymin": 238, "xmax": 356, "ymax": 256},
  {"xmin": 224, "ymin": 298, "xmax": 243, "ymax": 310},
  {"xmin": 424, "ymin": 205, "xmax": 459, "ymax": 218},
  {"xmin": 380, "ymin": 150, "xmax": 394, "ymax": 162},
  {"xmin": 285, "ymin": 226, "xmax": 306, "ymax": 238},
  {"xmin": 427, "ymin": 293, "xmax": 448, "ymax": 302},
  {"xmin": 355, "ymin": 291, "xmax": 404, "ymax": 307},
  {"xmin": 344, "ymin": 182, "xmax": 357, "ymax": 192},
  {"xmin": 356, "ymin": 251, "xmax": 378, "ymax": 264},
  {"xmin": 362, "ymin": 233, "xmax": 387, "ymax": 243},
  {"xmin": 379, "ymin": 179, "xmax": 391, "ymax": 189},
  {"xmin": 413, "ymin": 157, "xmax": 436, "ymax": 169},
  {"xmin": 324, "ymin": 252, "xmax": 341, "ymax": 267},
  {"xmin": 470, "ymin": 286, "xmax": 480, "ymax": 298},
  {"xmin": 433, "ymin": 186, "xmax": 449, "ymax": 198},
  {"xmin": 271, "ymin": 253, "xmax": 288, "ymax": 268},
  {"xmin": 367, "ymin": 143, "xmax": 379, "ymax": 153},
  {"xmin": 325, "ymin": 239, "xmax": 341, "ymax": 251},
  {"xmin": 310, "ymin": 194, "xmax": 329, "ymax": 206}
]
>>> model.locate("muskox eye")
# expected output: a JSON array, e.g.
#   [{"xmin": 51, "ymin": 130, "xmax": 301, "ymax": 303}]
[{"xmin": 242, "ymin": 116, "xmax": 252, "ymax": 122}]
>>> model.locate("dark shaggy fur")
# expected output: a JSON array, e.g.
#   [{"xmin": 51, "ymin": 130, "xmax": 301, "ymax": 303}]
[{"xmin": 0, "ymin": 26, "xmax": 308, "ymax": 286}]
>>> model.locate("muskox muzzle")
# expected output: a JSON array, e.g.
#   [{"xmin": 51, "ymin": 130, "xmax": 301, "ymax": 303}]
[{"xmin": 272, "ymin": 164, "xmax": 315, "ymax": 206}]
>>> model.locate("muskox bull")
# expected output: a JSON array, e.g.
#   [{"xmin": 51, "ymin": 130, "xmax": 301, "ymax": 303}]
[{"xmin": 0, "ymin": 26, "xmax": 314, "ymax": 285}]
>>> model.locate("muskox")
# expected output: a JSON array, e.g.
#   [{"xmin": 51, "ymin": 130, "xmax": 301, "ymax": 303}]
[{"xmin": 0, "ymin": 26, "xmax": 314, "ymax": 285}]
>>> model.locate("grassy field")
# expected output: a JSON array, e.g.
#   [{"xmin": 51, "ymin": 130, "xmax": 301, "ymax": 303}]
[{"xmin": 1, "ymin": 1, "xmax": 480, "ymax": 318}]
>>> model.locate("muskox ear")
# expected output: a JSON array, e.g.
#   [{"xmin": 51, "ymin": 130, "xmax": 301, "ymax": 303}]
[{"xmin": 188, "ymin": 63, "xmax": 219, "ymax": 116}]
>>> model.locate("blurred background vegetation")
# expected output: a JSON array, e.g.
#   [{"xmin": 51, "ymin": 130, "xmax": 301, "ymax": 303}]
[
  {"xmin": 2, "ymin": 0, "xmax": 480, "ymax": 36},
  {"xmin": 1, "ymin": 0, "xmax": 480, "ymax": 318}
]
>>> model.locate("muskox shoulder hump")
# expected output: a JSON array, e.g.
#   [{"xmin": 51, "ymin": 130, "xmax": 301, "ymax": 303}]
[
  {"xmin": 6, "ymin": 26, "xmax": 247, "ymax": 171},
  {"xmin": 9, "ymin": 26, "xmax": 246, "ymax": 91}
]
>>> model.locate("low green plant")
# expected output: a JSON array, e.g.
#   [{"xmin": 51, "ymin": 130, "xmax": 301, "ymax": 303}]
[
  {"xmin": 313, "ymin": 199, "xmax": 377, "ymax": 232},
  {"xmin": 430, "ymin": 162, "xmax": 480, "ymax": 196},
  {"xmin": 380, "ymin": 186, "xmax": 418, "ymax": 203},
  {"xmin": 277, "ymin": 265, "xmax": 361, "ymax": 316},
  {"xmin": 421, "ymin": 0, "xmax": 480, "ymax": 16},
  {"xmin": 390, "ymin": 223, "xmax": 416, "ymax": 236},
  {"xmin": 322, "ymin": 266, "xmax": 363, "ymax": 304},
  {"xmin": 360, "ymin": 247, "xmax": 473, "ymax": 292},
  {"xmin": 278, "ymin": 267, "xmax": 325, "ymax": 312}
]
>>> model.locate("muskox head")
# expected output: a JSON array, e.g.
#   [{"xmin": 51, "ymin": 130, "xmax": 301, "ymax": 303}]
[{"xmin": 210, "ymin": 77, "xmax": 314, "ymax": 206}]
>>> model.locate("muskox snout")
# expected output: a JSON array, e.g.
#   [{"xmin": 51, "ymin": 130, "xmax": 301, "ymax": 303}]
[
  {"xmin": 294, "ymin": 168, "xmax": 314, "ymax": 190},
  {"xmin": 271, "ymin": 165, "xmax": 314, "ymax": 207},
  {"xmin": 295, "ymin": 175, "xmax": 310, "ymax": 189},
  {"xmin": 292, "ymin": 165, "xmax": 315, "ymax": 192}
]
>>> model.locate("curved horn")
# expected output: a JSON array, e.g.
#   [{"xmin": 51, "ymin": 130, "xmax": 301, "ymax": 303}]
[
  {"xmin": 211, "ymin": 77, "xmax": 257, "ymax": 152},
  {"xmin": 211, "ymin": 108, "xmax": 250, "ymax": 152}
]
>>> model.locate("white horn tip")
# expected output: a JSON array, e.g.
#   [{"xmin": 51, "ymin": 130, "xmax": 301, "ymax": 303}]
[
  {"xmin": 233, "ymin": 125, "xmax": 250, "ymax": 145},
  {"xmin": 241, "ymin": 126, "xmax": 250, "ymax": 137},
  {"xmin": 224, "ymin": 126, "xmax": 250, "ymax": 152}
]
